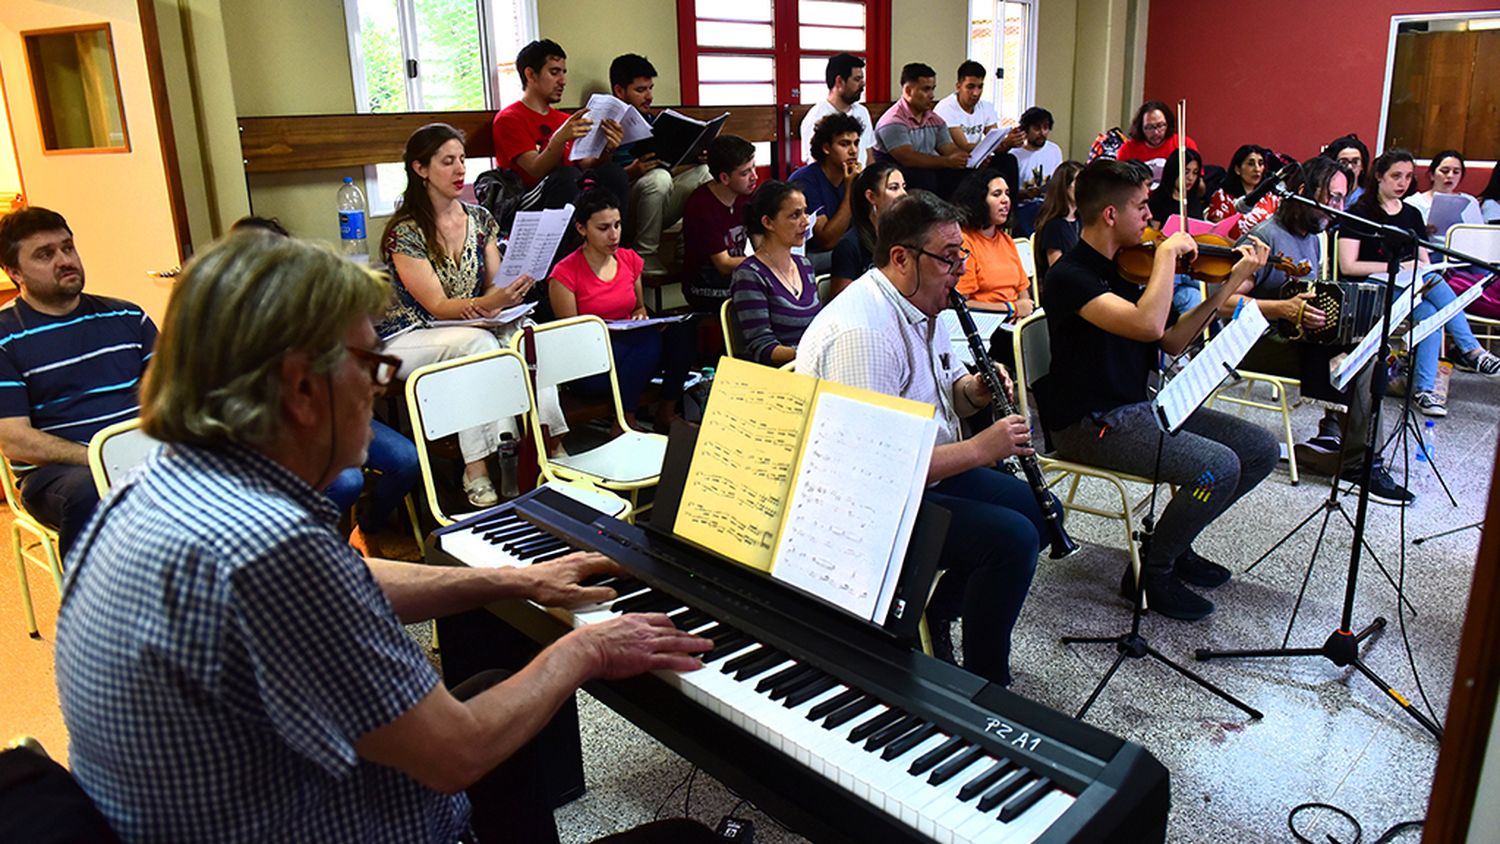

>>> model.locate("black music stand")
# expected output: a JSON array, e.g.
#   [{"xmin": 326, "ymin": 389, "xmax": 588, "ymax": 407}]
[
  {"xmin": 1191, "ymin": 189, "xmax": 1500, "ymax": 740},
  {"xmin": 1061, "ymin": 322, "xmax": 1262, "ymax": 722}
]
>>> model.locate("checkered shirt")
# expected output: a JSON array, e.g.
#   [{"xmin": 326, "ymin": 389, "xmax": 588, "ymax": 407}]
[
  {"xmin": 797, "ymin": 267, "xmax": 966, "ymax": 445},
  {"xmin": 54, "ymin": 443, "xmax": 468, "ymax": 843}
]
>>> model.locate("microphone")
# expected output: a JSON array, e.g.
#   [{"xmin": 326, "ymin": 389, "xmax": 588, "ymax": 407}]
[{"xmin": 1234, "ymin": 163, "xmax": 1299, "ymax": 215}]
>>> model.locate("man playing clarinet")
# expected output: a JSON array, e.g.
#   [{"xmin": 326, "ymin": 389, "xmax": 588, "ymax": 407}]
[
  {"xmin": 798, "ymin": 190, "xmax": 1060, "ymax": 688},
  {"xmin": 1038, "ymin": 159, "xmax": 1278, "ymax": 622}
]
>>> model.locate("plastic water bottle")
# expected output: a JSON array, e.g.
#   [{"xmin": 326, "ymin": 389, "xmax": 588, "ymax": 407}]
[
  {"xmin": 498, "ymin": 434, "xmax": 520, "ymax": 499},
  {"xmin": 337, "ymin": 176, "xmax": 369, "ymax": 264},
  {"xmin": 1416, "ymin": 419, "xmax": 1437, "ymax": 463}
]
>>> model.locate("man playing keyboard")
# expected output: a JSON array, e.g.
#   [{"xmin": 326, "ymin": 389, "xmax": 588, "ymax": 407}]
[{"xmin": 53, "ymin": 231, "xmax": 714, "ymax": 843}]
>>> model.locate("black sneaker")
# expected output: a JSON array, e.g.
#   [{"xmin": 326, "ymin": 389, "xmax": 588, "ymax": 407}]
[
  {"xmin": 1355, "ymin": 464, "xmax": 1416, "ymax": 507},
  {"xmin": 1293, "ymin": 436, "xmax": 1343, "ymax": 477},
  {"xmin": 1142, "ymin": 572, "xmax": 1215, "ymax": 621},
  {"xmin": 1173, "ymin": 548, "xmax": 1232, "ymax": 588}
]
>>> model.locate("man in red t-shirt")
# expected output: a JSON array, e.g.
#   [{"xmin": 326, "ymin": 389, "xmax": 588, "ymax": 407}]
[
  {"xmin": 1115, "ymin": 99, "xmax": 1198, "ymax": 184},
  {"xmin": 681, "ymin": 136, "xmax": 758, "ymax": 310},
  {"xmin": 491, "ymin": 39, "xmax": 629, "ymax": 214}
]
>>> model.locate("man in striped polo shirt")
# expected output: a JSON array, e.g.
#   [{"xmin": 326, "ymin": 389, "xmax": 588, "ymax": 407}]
[{"xmin": 0, "ymin": 207, "xmax": 156, "ymax": 553}]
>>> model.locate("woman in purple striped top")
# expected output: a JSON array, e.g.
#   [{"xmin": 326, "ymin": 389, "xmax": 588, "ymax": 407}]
[{"xmin": 729, "ymin": 181, "xmax": 823, "ymax": 365}]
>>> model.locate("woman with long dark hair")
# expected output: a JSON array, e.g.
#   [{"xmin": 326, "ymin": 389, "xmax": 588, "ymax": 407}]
[
  {"xmin": 952, "ymin": 168, "xmax": 1030, "ymax": 319},
  {"xmin": 1340, "ymin": 148, "xmax": 1500, "ymax": 418},
  {"xmin": 1479, "ymin": 166, "xmax": 1500, "ymax": 224},
  {"xmin": 1206, "ymin": 144, "xmax": 1278, "ymax": 236},
  {"xmin": 1404, "ymin": 150, "xmax": 1485, "ymax": 237},
  {"xmin": 1115, "ymin": 100, "xmax": 1198, "ymax": 183},
  {"xmin": 828, "ymin": 161, "xmax": 907, "ymax": 296},
  {"xmin": 1033, "ymin": 160, "xmax": 1083, "ymax": 280},
  {"xmin": 1323, "ymin": 134, "xmax": 1369, "ymax": 207},
  {"xmin": 1149, "ymin": 147, "xmax": 1206, "ymax": 227},
  {"xmin": 378, "ymin": 122, "xmax": 567, "ymax": 507}
]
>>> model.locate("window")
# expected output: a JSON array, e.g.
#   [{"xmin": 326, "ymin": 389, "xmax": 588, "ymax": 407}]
[
  {"xmin": 1378, "ymin": 12, "xmax": 1500, "ymax": 165},
  {"xmin": 343, "ymin": 0, "xmax": 538, "ymax": 214},
  {"xmin": 966, "ymin": 0, "xmax": 1035, "ymax": 126},
  {"xmin": 678, "ymin": 0, "xmax": 889, "ymax": 173},
  {"xmin": 23, "ymin": 24, "xmax": 129, "ymax": 153}
]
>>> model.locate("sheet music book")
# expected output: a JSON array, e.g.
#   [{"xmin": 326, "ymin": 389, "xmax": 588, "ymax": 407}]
[
  {"xmin": 1154, "ymin": 302, "xmax": 1269, "ymax": 432},
  {"xmin": 569, "ymin": 94, "xmax": 653, "ymax": 162},
  {"xmin": 938, "ymin": 309, "xmax": 1008, "ymax": 367},
  {"xmin": 430, "ymin": 302, "xmax": 536, "ymax": 329},
  {"xmin": 648, "ymin": 109, "xmax": 730, "ymax": 168},
  {"xmin": 606, "ymin": 314, "xmax": 692, "ymax": 331},
  {"xmin": 967, "ymin": 127, "xmax": 1007, "ymax": 168},
  {"xmin": 1331, "ymin": 282, "xmax": 1422, "ymax": 392},
  {"xmin": 673, "ymin": 357, "xmax": 937, "ymax": 623},
  {"xmin": 1403, "ymin": 272, "xmax": 1495, "ymax": 347},
  {"xmin": 496, "ymin": 204, "xmax": 573, "ymax": 286},
  {"xmin": 1428, "ymin": 193, "xmax": 1469, "ymax": 238}
]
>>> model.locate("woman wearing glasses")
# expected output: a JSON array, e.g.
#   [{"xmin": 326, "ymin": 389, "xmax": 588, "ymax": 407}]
[
  {"xmin": 379, "ymin": 122, "xmax": 567, "ymax": 508},
  {"xmin": 1115, "ymin": 100, "xmax": 1198, "ymax": 184}
]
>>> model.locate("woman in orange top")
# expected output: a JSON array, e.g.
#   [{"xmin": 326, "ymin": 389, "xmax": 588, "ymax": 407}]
[{"xmin": 953, "ymin": 168, "xmax": 1031, "ymax": 319}]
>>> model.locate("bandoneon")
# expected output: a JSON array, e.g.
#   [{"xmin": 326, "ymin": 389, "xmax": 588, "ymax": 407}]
[{"xmin": 1279, "ymin": 279, "xmax": 1383, "ymax": 346}]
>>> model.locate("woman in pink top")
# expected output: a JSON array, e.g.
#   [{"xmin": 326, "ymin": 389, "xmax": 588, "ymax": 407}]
[{"xmin": 549, "ymin": 190, "xmax": 696, "ymax": 432}]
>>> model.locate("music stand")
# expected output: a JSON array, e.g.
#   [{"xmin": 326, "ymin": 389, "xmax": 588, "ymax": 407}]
[
  {"xmin": 1192, "ymin": 188, "xmax": 1500, "ymax": 740},
  {"xmin": 1061, "ymin": 306, "xmax": 1266, "ymax": 722}
]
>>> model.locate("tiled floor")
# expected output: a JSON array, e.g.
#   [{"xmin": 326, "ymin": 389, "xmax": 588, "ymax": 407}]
[{"xmin": 2, "ymin": 372, "xmax": 1489, "ymax": 843}]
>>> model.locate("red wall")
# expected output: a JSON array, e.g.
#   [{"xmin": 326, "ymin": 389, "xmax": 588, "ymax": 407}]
[{"xmin": 1143, "ymin": 0, "xmax": 1496, "ymax": 193}]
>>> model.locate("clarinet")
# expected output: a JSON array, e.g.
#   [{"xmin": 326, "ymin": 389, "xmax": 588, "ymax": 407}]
[{"xmin": 947, "ymin": 290, "xmax": 1079, "ymax": 560}]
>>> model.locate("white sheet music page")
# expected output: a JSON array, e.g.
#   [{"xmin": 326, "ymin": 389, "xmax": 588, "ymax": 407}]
[
  {"xmin": 938, "ymin": 309, "xmax": 1008, "ymax": 366},
  {"xmin": 770, "ymin": 392, "xmax": 935, "ymax": 622},
  {"xmin": 568, "ymin": 94, "xmax": 653, "ymax": 161},
  {"xmin": 1403, "ymin": 272, "xmax": 1494, "ymax": 347},
  {"xmin": 1155, "ymin": 302, "xmax": 1269, "ymax": 432},
  {"xmin": 496, "ymin": 204, "xmax": 573, "ymax": 286},
  {"xmin": 1332, "ymin": 282, "xmax": 1421, "ymax": 392}
]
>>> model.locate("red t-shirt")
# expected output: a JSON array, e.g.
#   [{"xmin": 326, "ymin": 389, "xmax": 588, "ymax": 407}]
[
  {"xmin": 551, "ymin": 247, "xmax": 643, "ymax": 320},
  {"xmin": 492, "ymin": 101, "xmax": 571, "ymax": 188},
  {"xmin": 1116, "ymin": 134, "xmax": 1197, "ymax": 183}
]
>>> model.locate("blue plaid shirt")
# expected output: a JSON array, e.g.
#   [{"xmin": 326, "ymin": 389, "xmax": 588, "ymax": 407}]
[{"xmin": 55, "ymin": 443, "xmax": 469, "ymax": 842}]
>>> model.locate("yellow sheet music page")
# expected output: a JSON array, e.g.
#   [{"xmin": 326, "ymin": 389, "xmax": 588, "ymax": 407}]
[
  {"xmin": 673, "ymin": 357, "xmax": 818, "ymax": 570},
  {"xmin": 813, "ymin": 379, "xmax": 936, "ymax": 419}
]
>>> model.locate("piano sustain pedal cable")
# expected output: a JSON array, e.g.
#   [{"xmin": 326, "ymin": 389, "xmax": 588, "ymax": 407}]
[{"xmin": 1287, "ymin": 802, "xmax": 1423, "ymax": 843}]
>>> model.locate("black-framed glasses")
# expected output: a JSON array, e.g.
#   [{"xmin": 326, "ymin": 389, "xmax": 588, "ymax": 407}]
[
  {"xmin": 902, "ymin": 244, "xmax": 971, "ymax": 273},
  {"xmin": 347, "ymin": 346, "xmax": 402, "ymax": 386}
]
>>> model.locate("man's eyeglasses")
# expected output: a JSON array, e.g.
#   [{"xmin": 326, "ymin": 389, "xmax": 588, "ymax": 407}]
[
  {"xmin": 903, "ymin": 244, "xmax": 971, "ymax": 273},
  {"xmin": 347, "ymin": 346, "xmax": 402, "ymax": 386}
]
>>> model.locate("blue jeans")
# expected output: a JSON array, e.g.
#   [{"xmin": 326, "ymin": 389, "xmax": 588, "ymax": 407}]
[
  {"xmin": 1172, "ymin": 273, "xmax": 1202, "ymax": 315},
  {"xmin": 923, "ymin": 466, "xmax": 1051, "ymax": 686},
  {"xmin": 323, "ymin": 419, "xmax": 421, "ymax": 531},
  {"xmin": 1401, "ymin": 275, "xmax": 1482, "ymax": 392}
]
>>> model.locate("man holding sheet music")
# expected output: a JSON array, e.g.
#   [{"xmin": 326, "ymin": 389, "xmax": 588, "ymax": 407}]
[
  {"xmin": 798, "ymin": 191, "xmax": 1057, "ymax": 687},
  {"xmin": 608, "ymin": 53, "xmax": 714, "ymax": 280},
  {"xmin": 1038, "ymin": 159, "xmax": 1278, "ymax": 622},
  {"xmin": 491, "ymin": 39, "xmax": 629, "ymax": 216}
]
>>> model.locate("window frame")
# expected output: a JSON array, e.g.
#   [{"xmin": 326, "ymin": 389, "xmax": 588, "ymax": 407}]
[
  {"xmin": 675, "ymin": 0, "xmax": 891, "ymax": 107},
  {"xmin": 1376, "ymin": 10, "xmax": 1500, "ymax": 168},
  {"xmin": 965, "ymin": 0, "xmax": 1038, "ymax": 124}
]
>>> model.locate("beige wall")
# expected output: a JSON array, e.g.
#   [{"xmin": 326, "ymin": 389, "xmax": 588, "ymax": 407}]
[
  {"xmin": 0, "ymin": 74, "xmax": 21, "ymax": 196},
  {"xmin": 537, "ymin": 0, "xmax": 681, "ymax": 108},
  {"xmin": 1065, "ymin": 0, "xmax": 1142, "ymax": 157},
  {"xmin": 0, "ymin": 0, "xmax": 181, "ymax": 322},
  {"xmin": 1034, "ymin": 0, "xmax": 1079, "ymax": 159},
  {"xmin": 889, "ymin": 0, "xmax": 968, "ymax": 102}
]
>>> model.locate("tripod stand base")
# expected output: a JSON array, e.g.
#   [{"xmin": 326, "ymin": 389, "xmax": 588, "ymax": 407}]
[
  {"xmin": 1061, "ymin": 631, "xmax": 1264, "ymax": 721},
  {"xmin": 1195, "ymin": 619, "xmax": 1443, "ymax": 739}
]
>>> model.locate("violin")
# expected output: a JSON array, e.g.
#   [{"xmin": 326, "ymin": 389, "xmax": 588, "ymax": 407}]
[{"xmin": 1115, "ymin": 227, "xmax": 1312, "ymax": 286}]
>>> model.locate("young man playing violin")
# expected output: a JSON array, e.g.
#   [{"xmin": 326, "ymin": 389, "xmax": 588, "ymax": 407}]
[
  {"xmin": 1037, "ymin": 159, "xmax": 1279, "ymax": 621},
  {"xmin": 1225, "ymin": 156, "xmax": 1414, "ymax": 506}
]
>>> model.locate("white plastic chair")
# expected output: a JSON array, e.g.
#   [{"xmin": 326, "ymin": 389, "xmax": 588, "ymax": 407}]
[
  {"xmin": 513, "ymin": 316, "xmax": 668, "ymax": 521},
  {"xmin": 405, "ymin": 346, "xmax": 628, "ymax": 526},
  {"xmin": 87, "ymin": 418, "xmax": 158, "ymax": 496}
]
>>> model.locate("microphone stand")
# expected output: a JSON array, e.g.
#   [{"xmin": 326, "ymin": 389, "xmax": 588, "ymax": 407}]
[{"xmin": 1193, "ymin": 187, "xmax": 1500, "ymax": 740}]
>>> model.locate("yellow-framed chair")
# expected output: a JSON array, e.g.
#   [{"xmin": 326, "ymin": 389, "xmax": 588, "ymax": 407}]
[
  {"xmin": 1448, "ymin": 223, "xmax": 1500, "ymax": 351},
  {"xmin": 86, "ymin": 418, "xmax": 157, "ymax": 497},
  {"xmin": 404, "ymin": 346, "xmax": 628, "ymax": 527},
  {"xmin": 512, "ymin": 316, "xmax": 667, "ymax": 521},
  {"xmin": 720, "ymin": 299, "xmax": 742, "ymax": 359},
  {"xmin": 1, "ymin": 457, "xmax": 62, "ymax": 638},
  {"xmin": 1012, "ymin": 312, "xmax": 1168, "ymax": 591}
]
